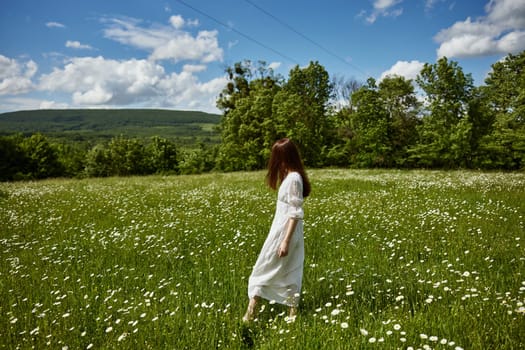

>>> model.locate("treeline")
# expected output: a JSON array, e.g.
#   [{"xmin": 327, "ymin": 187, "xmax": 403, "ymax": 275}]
[
  {"xmin": 1, "ymin": 51, "xmax": 524, "ymax": 181},
  {"xmin": 216, "ymin": 51, "xmax": 524, "ymax": 171},
  {"xmin": 0, "ymin": 134, "xmax": 216, "ymax": 181}
]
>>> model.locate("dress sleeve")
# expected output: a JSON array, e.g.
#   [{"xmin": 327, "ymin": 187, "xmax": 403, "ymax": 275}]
[{"xmin": 286, "ymin": 174, "xmax": 304, "ymax": 219}]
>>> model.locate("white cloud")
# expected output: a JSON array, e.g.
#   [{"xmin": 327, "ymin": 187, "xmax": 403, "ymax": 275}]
[
  {"xmin": 0, "ymin": 96, "xmax": 68, "ymax": 113},
  {"xmin": 150, "ymin": 30, "xmax": 222, "ymax": 63},
  {"xmin": 0, "ymin": 55, "xmax": 37, "ymax": 95},
  {"xmin": 182, "ymin": 64, "xmax": 207, "ymax": 73},
  {"xmin": 268, "ymin": 62, "xmax": 282, "ymax": 71},
  {"xmin": 435, "ymin": 0, "xmax": 525, "ymax": 58},
  {"xmin": 66, "ymin": 40, "xmax": 93, "ymax": 50},
  {"xmin": 37, "ymin": 56, "xmax": 226, "ymax": 113},
  {"xmin": 373, "ymin": 0, "xmax": 402, "ymax": 11},
  {"xmin": 228, "ymin": 40, "xmax": 239, "ymax": 49},
  {"xmin": 38, "ymin": 100, "xmax": 70, "ymax": 109},
  {"xmin": 39, "ymin": 56, "xmax": 165, "ymax": 105},
  {"xmin": 363, "ymin": 0, "xmax": 403, "ymax": 23},
  {"xmin": 103, "ymin": 16, "xmax": 223, "ymax": 63},
  {"xmin": 424, "ymin": 0, "xmax": 447, "ymax": 11},
  {"xmin": 46, "ymin": 21, "xmax": 65, "ymax": 28},
  {"xmin": 380, "ymin": 60, "xmax": 425, "ymax": 81},
  {"xmin": 169, "ymin": 15, "xmax": 185, "ymax": 29}
]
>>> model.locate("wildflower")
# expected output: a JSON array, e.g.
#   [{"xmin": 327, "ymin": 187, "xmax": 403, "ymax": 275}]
[
  {"xmin": 429, "ymin": 336, "xmax": 438, "ymax": 342},
  {"xmin": 420, "ymin": 333, "xmax": 428, "ymax": 339},
  {"xmin": 393, "ymin": 324, "xmax": 401, "ymax": 330},
  {"xmin": 285, "ymin": 315, "xmax": 296, "ymax": 323},
  {"xmin": 360, "ymin": 328, "xmax": 369, "ymax": 336},
  {"xmin": 331, "ymin": 309, "xmax": 341, "ymax": 316},
  {"xmin": 105, "ymin": 326, "xmax": 113, "ymax": 333},
  {"xmin": 369, "ymin": 337, "xmax": 377, "ymax": 343},
  {"xmin": 340, "ymin": 322, "xmax": 349, "ymax": 329}
]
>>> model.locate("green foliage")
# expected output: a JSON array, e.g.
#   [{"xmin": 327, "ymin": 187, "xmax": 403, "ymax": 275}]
[
  {"xmin": 216, "ymin": 61, "xmax": 283, "ymax": 171},
  {"xmin": 217, "ymin": 61, "xmax": 333, "ymax": 170},
  {"xmin": 478, "ymin": 51, "xmax": 525, "ymax": 169},
  {"xmin": 19, "ymin": 133, "xmax": 63, "ymax": 179},
  {"xmin": 0, "ymin": 134, "xmax": 29, "ymax": 181},
  {"xmin": 1, "ymin": 52, "xmax": 524, "ymax": 179},
  {"xmin": 410, "ymin": 57, "xmax": 475, "ymax": 168},
  {"xmin": 178, "ymin": 143, "xmax": 217, "ymax": 175},
  {"xmin": 147, "ymin": 136, "xmax": 179, "ymax": 174},
  {"xmin": 334, "ymin": 76, "xmax": 419, "ymax": 168},
  {"xmin": 0, "ymin": 109, "xmax": 220, "ymax": 142},
  {"xmin": 273, "ymin": 61, "xmax": 333, "ymax": 167},
  {"xmin": 85, "ymin": 136, "xmax": 180, "ymax": 177}
]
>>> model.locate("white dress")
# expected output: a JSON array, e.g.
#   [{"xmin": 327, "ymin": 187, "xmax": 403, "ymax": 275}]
[{"xmin": 248, "ymin": 171, "xmax": 305, "ymax": 307}]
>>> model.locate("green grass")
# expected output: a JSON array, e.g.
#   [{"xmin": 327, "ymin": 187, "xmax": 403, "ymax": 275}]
[{"xmin": 1, "ymin": 169, "xmax": 524, "ymax": 349}]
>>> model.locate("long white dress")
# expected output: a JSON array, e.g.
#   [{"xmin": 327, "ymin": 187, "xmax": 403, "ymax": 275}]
[{"xmin": 248, "ymin": 171, "xmax": 305, "ymax": 307}]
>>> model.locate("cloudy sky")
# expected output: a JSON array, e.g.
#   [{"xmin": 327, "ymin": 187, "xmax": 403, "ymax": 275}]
[{"xmin": 1, "ymin": 0, "xmax": 524, "ymax": 114}]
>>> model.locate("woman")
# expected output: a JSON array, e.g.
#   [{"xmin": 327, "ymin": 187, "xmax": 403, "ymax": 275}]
[{"xmin": 243, "ymin": 138, "xmax": 311, "ymax": 322}]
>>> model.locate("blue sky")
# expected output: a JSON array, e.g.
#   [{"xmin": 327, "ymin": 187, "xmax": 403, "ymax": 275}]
[{"xmin": 1, "ymin": 0, "xmax": 524, "ymax": 114}]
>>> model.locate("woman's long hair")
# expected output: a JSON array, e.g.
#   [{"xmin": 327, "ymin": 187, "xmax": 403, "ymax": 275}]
[{"xmin": 266, "ymin": 138, "xmax": 311, "ymax": 197}]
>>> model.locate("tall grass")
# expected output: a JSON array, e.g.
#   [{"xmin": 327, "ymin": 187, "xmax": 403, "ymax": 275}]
[{"xmin": 1, "ymin": 169, "xmax": 524, "ymax": 349}]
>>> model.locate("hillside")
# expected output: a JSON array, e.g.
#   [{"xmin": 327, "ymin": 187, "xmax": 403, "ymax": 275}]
[{"xmin": 0, "ymin": 109, "xmax": 221, "ymax": 142}]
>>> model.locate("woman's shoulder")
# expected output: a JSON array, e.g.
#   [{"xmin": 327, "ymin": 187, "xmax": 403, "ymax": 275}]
[{"xmin": 286, "ymin": 171, "xmax": 303, "ymax": 182}]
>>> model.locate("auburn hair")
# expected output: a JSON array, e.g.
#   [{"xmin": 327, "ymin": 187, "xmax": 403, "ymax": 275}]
[{"xmin": 266, "ymin": 138, "xmax": 311, "ymax": 197}]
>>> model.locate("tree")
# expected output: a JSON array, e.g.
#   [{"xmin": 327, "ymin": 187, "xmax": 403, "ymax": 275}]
[
  {"xmin": 55, "ymin": 141, "xmax": 87, "ymax": 178},
  {"xmin": 84, "ymin": 136, "xmax": 150, "ymax": 177},
  {"xmin": 216, "ymin": 61, "xmax": 281, "ymax": 171},
  {"xmin": 20, "ymin": 133, "xmax": 63, "ymax": 179},
  {"xmin": 147, "ymin": 136, "xmax": 178, "ymax": 174},
  {"xmin": 0, "ymin": 134, "xmax": 29, "ymax": 181},
  {"xmin": 272, "ymin": 61, "xmax": 333, "ymax": 167},
  {"xmin": 378, "ymin": 75, "xmax": 420, "ymax": 166},
  {"xmin": 84, "ymin": 143, "xmax": 112, "ymax": 177},
  {"xmin": 106, "ymin": 136, "xmax": 148, "ymax": 176},
  {"xmin": 348, "ymin": 78, "xmax": 390, "ymax": 167},
  {"xmin": 411, "ymin": 57, "xmax": 474, "ymax": 168},
  {"xmin": 325, "ymin": 77, "xmax": 363, "ymax": 166},
  {"xmin": 478, "ymin": 50, "xmax": 525, "ymax": 169}
]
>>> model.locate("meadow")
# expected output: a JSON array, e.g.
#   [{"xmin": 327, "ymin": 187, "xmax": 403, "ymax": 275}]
[{"xmin": 1, "ymin": 169, "xmax": 524, "ymax": 349}]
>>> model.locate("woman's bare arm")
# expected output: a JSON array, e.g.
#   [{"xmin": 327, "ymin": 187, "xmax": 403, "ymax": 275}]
[{"xmin": 278, "ymin": 218, "xmax": 299, "ymax": 257}]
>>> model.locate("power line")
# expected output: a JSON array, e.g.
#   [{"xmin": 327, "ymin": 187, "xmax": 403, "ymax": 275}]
[
  {"xmin": 242, "ymin": 0, "xmax": 365, "ymax": 75},
  {"xmin": 174, "ymin": 0, "xmax": 300, "ymax": 65}
]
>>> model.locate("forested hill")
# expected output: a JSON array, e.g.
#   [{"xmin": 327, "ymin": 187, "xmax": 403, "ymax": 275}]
[{"xmin": 0, "ymin": 109, "xmax": 221, "ymax": 140}]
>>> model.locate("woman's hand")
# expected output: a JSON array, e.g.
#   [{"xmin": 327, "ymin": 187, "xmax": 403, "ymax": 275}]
[{"xmin": 278, "ymin": 240, "xmax": 289, "ymax": 257}]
